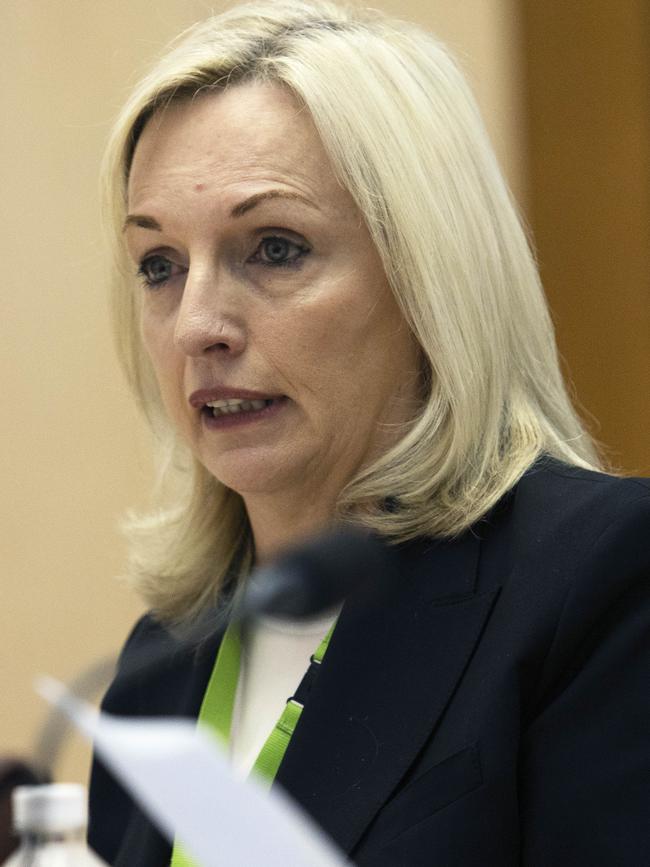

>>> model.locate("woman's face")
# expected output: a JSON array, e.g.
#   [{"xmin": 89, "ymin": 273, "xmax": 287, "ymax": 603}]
[{"xmin": 125, "ymin": 82, "xmax": 420, "ymax": 507}]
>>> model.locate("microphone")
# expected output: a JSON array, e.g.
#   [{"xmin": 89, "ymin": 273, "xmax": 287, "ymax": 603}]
[{"xmin": 237, "ymin": 527, "xmax": 393, "ymax": 620}]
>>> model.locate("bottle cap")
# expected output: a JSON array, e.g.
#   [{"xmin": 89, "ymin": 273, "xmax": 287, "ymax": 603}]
[{"xmin": 12, "ymin": 783, "xmax": 88, "ymax": 833}]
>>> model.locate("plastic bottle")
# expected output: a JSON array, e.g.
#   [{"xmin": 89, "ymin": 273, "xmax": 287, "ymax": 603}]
[{"xmin": 2, "ymin": 784, "xmax": 108, "ymax": 866}]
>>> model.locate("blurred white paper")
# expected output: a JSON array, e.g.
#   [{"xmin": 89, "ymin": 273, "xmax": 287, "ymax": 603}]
[{"xmin": 37, "ymin": 676, "xmax": 347, "ymax": 867}]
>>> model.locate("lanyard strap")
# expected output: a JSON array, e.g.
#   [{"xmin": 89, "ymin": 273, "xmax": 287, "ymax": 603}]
[
  {"xmin": 251, "ymin": 622, "xmax": 333, "ymax": 787},
  {"xmin": 198, "ymin": 621, "xmax": 242, "ymax": 744},
  {"xmin": 170, "ymin": 619, "xmax": 335, "ymax": 867}
]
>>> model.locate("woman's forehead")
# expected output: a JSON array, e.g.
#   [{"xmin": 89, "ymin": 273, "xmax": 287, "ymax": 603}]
[{"xmin": 127, "ymin": 82, "xmax": 349, "ymax": 216}]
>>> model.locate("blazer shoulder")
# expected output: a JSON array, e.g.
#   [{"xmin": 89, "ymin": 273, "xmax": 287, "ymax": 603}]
[
  {"xmin": 485, "ymin": 458, "xmax": 650, "ymax": 672},
  {"xmin": 514, "ymin": 457, "xmax": 650, "ymax": 536},
  {"xmin": 524, "ymin": 455, "xmax": 650, "ymax": 494},
  {"xmin": 101, "ymin": 611, "xmax": 196, "ymax": 719},
  {"xmin": 516, "ymin": 460, "xmax": 650, "ymax": 702},
  {"xmin": 116, "ymin": 612, "xmax": 174, "ymax": 667}
]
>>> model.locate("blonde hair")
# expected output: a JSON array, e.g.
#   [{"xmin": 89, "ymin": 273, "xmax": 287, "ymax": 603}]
[{"xmin": 103, "ymin": 0, "xmax": 602, "ymax": 623}]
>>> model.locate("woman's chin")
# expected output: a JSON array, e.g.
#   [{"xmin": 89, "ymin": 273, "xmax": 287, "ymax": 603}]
[{"xmin": 203, "ymin": 453, "xmax": 310, "ymax": 499}]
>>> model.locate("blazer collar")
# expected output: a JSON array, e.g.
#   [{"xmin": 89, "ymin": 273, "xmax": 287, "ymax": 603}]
[{"xmin": 274, "ymin": 530, "xmax": 499, "ymax": 855}]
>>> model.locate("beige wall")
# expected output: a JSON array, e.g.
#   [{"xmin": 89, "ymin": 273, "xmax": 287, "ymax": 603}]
[{"xmin": 1, "ymin": 0, "xmax": 525, "ymax": 785}]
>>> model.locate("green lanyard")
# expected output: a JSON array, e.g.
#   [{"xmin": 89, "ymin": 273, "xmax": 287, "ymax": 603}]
[{"xmin": 170, "ymin": 619, "xmax": 335, "ymax": 867}]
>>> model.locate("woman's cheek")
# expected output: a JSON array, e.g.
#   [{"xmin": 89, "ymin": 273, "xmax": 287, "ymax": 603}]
[{"xmin": 141, "ymin": 305, "xmax": 173, "ymax": 364}]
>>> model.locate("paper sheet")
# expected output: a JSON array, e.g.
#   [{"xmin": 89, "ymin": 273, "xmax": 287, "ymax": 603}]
[{"xmin": 37, "ymin": 676, "xmax": 347, "ymax": 867}]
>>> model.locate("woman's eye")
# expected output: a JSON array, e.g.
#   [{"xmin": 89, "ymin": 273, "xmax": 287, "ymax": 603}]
[
  {"xmin": 137, "ymin": 255, "xmax": 181, "ymax": 288},
  {"xmin": 252, "ymin": 236, "xmax": 309, "ymax": 268}
]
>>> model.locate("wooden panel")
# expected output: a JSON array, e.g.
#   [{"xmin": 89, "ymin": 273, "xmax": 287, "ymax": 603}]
[{"xmin": 521, "ymin": 0, "xmax": 650, "ymax": 473}]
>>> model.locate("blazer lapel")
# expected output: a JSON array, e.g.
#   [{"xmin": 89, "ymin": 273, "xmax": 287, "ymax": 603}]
[{"xmin": 274, "ymin": 531, "xmax": 500, "ymax": 855}]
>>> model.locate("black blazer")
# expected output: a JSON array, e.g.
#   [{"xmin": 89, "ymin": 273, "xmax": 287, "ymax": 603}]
[{"xmin": 88, "ymin": 458, "xmax": 650, "ymax": 866}]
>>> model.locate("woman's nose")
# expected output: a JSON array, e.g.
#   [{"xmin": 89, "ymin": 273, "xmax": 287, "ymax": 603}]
[{"xmin": 173, "ymin": 266, "xmax": 246, "ymax": 358}]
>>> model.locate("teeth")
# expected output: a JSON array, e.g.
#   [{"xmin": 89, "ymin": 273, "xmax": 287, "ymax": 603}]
[
  {"xmin": 206, "ymin": 398, "xmax": 246, "ymax": 409},
  {"xmin": 206, "ymin": 397, "xmax": 272, "ymax": 418}
]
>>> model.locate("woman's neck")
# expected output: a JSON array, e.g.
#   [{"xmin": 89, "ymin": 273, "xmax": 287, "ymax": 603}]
[{"xmin": 244, "ymin": 493, "xmax": 338, "ymax": 564}]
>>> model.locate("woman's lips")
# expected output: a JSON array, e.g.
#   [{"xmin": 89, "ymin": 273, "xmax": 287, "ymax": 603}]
[
  {"xmin": 188, "ymin": 386, "xmax": 280, "ymax": 408},
  {"xmin": 200, "ymin": 395, "xmax": 289, "ymax": 430}
]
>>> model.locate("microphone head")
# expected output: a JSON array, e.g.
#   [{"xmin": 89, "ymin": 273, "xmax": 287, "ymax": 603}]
[{"xmin": 240, "ymin": 527, "xmax": 395, "ymax": 621}]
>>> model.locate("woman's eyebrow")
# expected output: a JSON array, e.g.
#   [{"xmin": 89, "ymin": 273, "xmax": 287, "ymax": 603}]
[
  {"xmin": 122, "ymin": 189, "xmax": 319, "ymax": 233},
  {"xmin": 230, "ymin": 189, "xmax": 319, "ymax": 217},
  {"xmin": 123, "ymin": 214, "xmax": 161, "ymax": 233}
]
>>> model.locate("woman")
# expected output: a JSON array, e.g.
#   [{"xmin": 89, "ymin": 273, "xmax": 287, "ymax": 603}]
[{"xmin": 88, "ymin": 2, "xmax": 650, "ymax": 865}]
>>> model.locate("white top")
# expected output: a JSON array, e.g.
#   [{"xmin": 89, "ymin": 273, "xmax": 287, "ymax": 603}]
[{"xmin": 229, "ymin": 612, "xmax": 338, "ymax": 777}]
